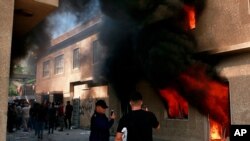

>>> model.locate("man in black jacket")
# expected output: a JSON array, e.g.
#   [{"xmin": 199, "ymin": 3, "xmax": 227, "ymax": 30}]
[
  {"xmin": 64, "ymin": 101, "xmax": 73, "ymax": 129},
  {"xmin": 89, "ymin": 100, "xmax": 115, "ymax": 141}
]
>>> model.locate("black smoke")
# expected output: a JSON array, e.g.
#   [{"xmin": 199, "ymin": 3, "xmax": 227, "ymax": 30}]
[{"xmin": 98, "ymin": 0, "xmax": 207, "ymax": 112}]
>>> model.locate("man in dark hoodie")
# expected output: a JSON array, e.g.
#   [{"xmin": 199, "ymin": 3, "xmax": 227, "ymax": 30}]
[{"xmin": 89, "ymin": 100, "xmax": 115, "ymax": 141}]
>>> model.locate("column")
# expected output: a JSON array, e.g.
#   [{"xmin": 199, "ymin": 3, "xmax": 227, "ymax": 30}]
[{"xmin": 0, "ymin": 0, "xmax": 14, "ymax": 140}]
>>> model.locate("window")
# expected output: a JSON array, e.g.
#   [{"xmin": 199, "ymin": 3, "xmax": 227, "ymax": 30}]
[
  {"xmin": 161, "ymin": 89, "xmax": 189, "ymax": 120},
  {"xmin": 92, "ymin": 40, "xmax": 102, "ymax": 64},
  {"xmin": 43, "ymin": 60, "xmax": 50, "ymax": 77},
  {"xmin": 54, "ymin": 55, "xmax": 64, "ymax": 74},
  {"xmin": 248, "ymin": 0, "xmax": 250, "ymax": 14},
  {"xmin": 239, "ymin": 0, "xmax": 250, "ymax": 24},
  {"xmin": 73, "ymin": 48, "xmax": 80, "ymax": 69}
]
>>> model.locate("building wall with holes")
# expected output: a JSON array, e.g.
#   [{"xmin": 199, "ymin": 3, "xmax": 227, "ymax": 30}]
[{"xmin": 195, "ymin": 0, "xmax": 250, "ymax": 127}]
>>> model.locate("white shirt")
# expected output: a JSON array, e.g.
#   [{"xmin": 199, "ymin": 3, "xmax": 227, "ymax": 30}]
[{"xmin": 22, "ymin": 106, "xmax": 30, "ymax": 118}]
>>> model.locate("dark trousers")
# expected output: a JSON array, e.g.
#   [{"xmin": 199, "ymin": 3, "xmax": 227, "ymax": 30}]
[
  {"xmin": 36, "ymin": 121, "xmax": 44, "ymax": 138},
  {"xmin": 48, "ymin": 119, "xmax": 55, "ymax": 134},
  {"xmin": 64, "ymin": 116, "xmax": 71, "ymax": 129}
]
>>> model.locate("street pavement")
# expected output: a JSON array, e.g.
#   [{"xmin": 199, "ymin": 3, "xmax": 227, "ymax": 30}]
[{"xmin": 7, "ymin": 128, "xmax": 115, "ymax": 141}]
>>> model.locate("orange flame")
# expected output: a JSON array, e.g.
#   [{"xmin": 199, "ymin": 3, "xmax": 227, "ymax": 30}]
[
  {"xmin": 179, "ymin": 65, "xmax": 229, "ymax": 128},
  {"xmin": 159, "ymin": 64, "xmax": 230, "ymax": 137},
  {"xmin": 210, "ymin": 119, "xmax": 222, "ymax": 140},
  {"xmin": 184, "ymin": 5, "xmax": 196, "ymax": 29},
  {"xmin": 210, "ymin": 119, "xmax": 227, "ymax": 141},
  {"xmin": 160, "ymin": 88, "xmax": 188, "ymax": 118}
]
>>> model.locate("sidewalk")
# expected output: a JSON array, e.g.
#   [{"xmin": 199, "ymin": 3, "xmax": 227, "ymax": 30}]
[
  {"xmin": 6, "ymin": 128, "xmax": 166, "ymax": 141},
  {"xmin": 7, "ymin": 128, "xmax": 115, "ymax": 141}
]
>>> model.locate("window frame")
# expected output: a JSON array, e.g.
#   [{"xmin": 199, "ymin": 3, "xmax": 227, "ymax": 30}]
[
  {"xmin": 73, "ymin": 48, "xmax": 80, "ymax": 70},
  {"xmin": 54, "ymin": 54, "xmax": 64, "ymax": 75},
  {"xmin": 42, "ymin": 60, "xmax": 50, "ymax": 78}
]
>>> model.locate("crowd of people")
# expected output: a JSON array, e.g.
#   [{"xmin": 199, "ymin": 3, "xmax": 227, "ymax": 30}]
[
  {"xmin": 7, "ymin": 91, "xmax": 159, "ymax": 141},
  {"xmin": 7, "ymin": 100, "xmax": 73, "ymax": 139}
]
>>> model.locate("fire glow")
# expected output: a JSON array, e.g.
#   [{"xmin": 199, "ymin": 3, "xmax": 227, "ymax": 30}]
[
  {"xmin": 210, "ymin": 119, "xmax": 226, "ymax": 141},
  {"xmin": 184, "ymin": 5, "xmax": 196, "ymax": 30},
  {"xmin": 159, "ymin": 64, "xmax": 230, "ymax": 138},
  {"xmin": 98, "ymin": 0, "xmax": 230, "ymax": 139},
  {"xmin": 159, "ymin": 88, "xmax": 188, "ymax": 119}
]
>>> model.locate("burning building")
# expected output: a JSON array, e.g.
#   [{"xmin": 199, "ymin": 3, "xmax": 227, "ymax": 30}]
[{"xmin": 34, "ymin": 0, "xmax": 250, "ymax": 141}]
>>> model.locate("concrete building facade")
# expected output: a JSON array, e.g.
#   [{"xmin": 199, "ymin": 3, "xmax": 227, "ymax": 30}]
[
  {"xmin": 1, "ymin": 0, "xmax": 250, "ymax": 141},
  {"xmin": 196, "ymin": 0, "xmax": 250, "ymax": 126},
  {"xmin": 35, "ymin": 17, "xmax": 118, "ymax": 129},
  {"xmin": 35, "ymin": 18, "xmax": 214, "ymax": 141},
  {"xmin": 35, "ymin": 1, "xmax": 250, "ymax": 141}
]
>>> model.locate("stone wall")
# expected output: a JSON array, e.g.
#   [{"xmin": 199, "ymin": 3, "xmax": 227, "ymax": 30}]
[
  {"xmin": 195, "ymin": 0, "xmax": 250, "ymax": 127},
  {"xmin": 0, "ymin": 0, "xmax": 14, "ymax": 140},
  {"xmin": 36, "ymin": 33, "xmax": 98, "ymax": 94},
  {"xmin": 217, "ymin": 52, "xmax": 250, "ymax": 125},
  {"xmin": 137, "ymin": 81, "xmax": 209, "ymax": 141},
  {"xmin": 195, "ymin": 0, "xmax": 250, "ymax": 51}
]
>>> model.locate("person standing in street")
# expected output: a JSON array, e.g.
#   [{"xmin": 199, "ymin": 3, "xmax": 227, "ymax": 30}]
[
  {"xmin": 64, "ymin": 101, "xmax": 73, "ymax": 129},
  {"xmin": 36, "ymin": 102, "xmax": 47, "ymax": 139},
  {"xmin": 48, "ymin": 102, "xmax": 57, "ymax": 134},
  {"xmin": 89, "ymin": 100, "xmax": 115, "ymax": 141},
  {"xmin": 58, "ymin": 102, "xmax": 65, "ymax": 131},
  {"xmin": 22, "ymin": 102, "xmax": 30, "ymax": 132},
  {"xmin": 115, "ymin": 91, "xmax": 160, "ymax": 141}
]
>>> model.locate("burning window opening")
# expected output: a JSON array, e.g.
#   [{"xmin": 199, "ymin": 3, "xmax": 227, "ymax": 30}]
[
  {"xmin": 209, "ymin": 117, "xmax": 227, "ymax": 141},
  {"xmin": 184, "ymin": 4, "xmax": 196, "ymax": 30},
  {"xmin": 159, "ymin": 64, "xmax": 230, "ymax": 139},
  {"xmin": 160, "ymin": 88, "xmax": 189, "ymax": 119}
]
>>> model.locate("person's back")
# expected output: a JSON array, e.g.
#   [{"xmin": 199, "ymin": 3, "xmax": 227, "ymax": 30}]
[
  {"xmin": 118, "ymin": 110, "xmax": 159, "ymax": 141},
  {"xmin": 115, "ymin": 91, "xmax": 160, "ymax": 141},
  {"xmin": 22, "ymin": 104, "xmax": 30, "ymax": 119},
  {"xmin": 65, "ymin": 101, "xmax": 73, "ymax": 129},
  {"xmin": 48, "ymin": 105, "xmax": 56, "ymax": 120},
  {"xmin": 65, "ymin": 102, "xmax": 73, "ymax": 117},
  {"xmin": 48, "ymin": 103, "xmax": 56, "ymax": 134}
]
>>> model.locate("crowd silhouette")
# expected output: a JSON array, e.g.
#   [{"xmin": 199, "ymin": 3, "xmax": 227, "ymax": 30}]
[{"xmin": 7, "ymin": 100, "xmax": 73, "ymax": 139}]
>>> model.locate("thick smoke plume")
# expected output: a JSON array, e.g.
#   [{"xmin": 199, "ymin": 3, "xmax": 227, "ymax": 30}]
[
  {"xmin": 98, "ymin": 0, "xmax": 206, "ymax": 107},
  {"xmin": 98, "ymin": 0, "xmax": 229, "ymax": 133},
  {"xmin": 11, "ymin": 0, "xmax": 100, "ymax": 74},
  {"xmin": 46, "ymin": 0, "xmax": 100, "ymax": 39}
]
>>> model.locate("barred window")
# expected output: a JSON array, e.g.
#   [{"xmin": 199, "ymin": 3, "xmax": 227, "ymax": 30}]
[
  {"xmin": 54, "ymin": 55, "xmax": 64, "ymax": 74},
  {"xmin": 43, "ymin": 60, "xmax": 50, "ymax": 77},
  {"xmin": 73, "ymin": 48, "xmax": 80, "ymax": 69}
]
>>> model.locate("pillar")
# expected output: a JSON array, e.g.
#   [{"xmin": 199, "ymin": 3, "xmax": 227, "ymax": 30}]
[{"xmin": 0, "ymin": 0, "xmax": 14, "ymax": 140}]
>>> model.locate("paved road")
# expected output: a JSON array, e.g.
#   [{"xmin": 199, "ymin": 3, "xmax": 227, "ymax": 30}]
[
  {"xmin": 6, "ymin": 128, "xmax": 168, "ymax": 141},
  {"xmin": 7, "ymin": 128, "xmax": 115, "ymax": 141}
]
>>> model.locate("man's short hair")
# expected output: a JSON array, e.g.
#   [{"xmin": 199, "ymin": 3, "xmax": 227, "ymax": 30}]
[
  {"xmin": 130, "ymin": 91, "xmax": 143, "ymax": 102},
  {"xmin": 95, "ymin": 100, "xmax": 108, "ymax": 109}
]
